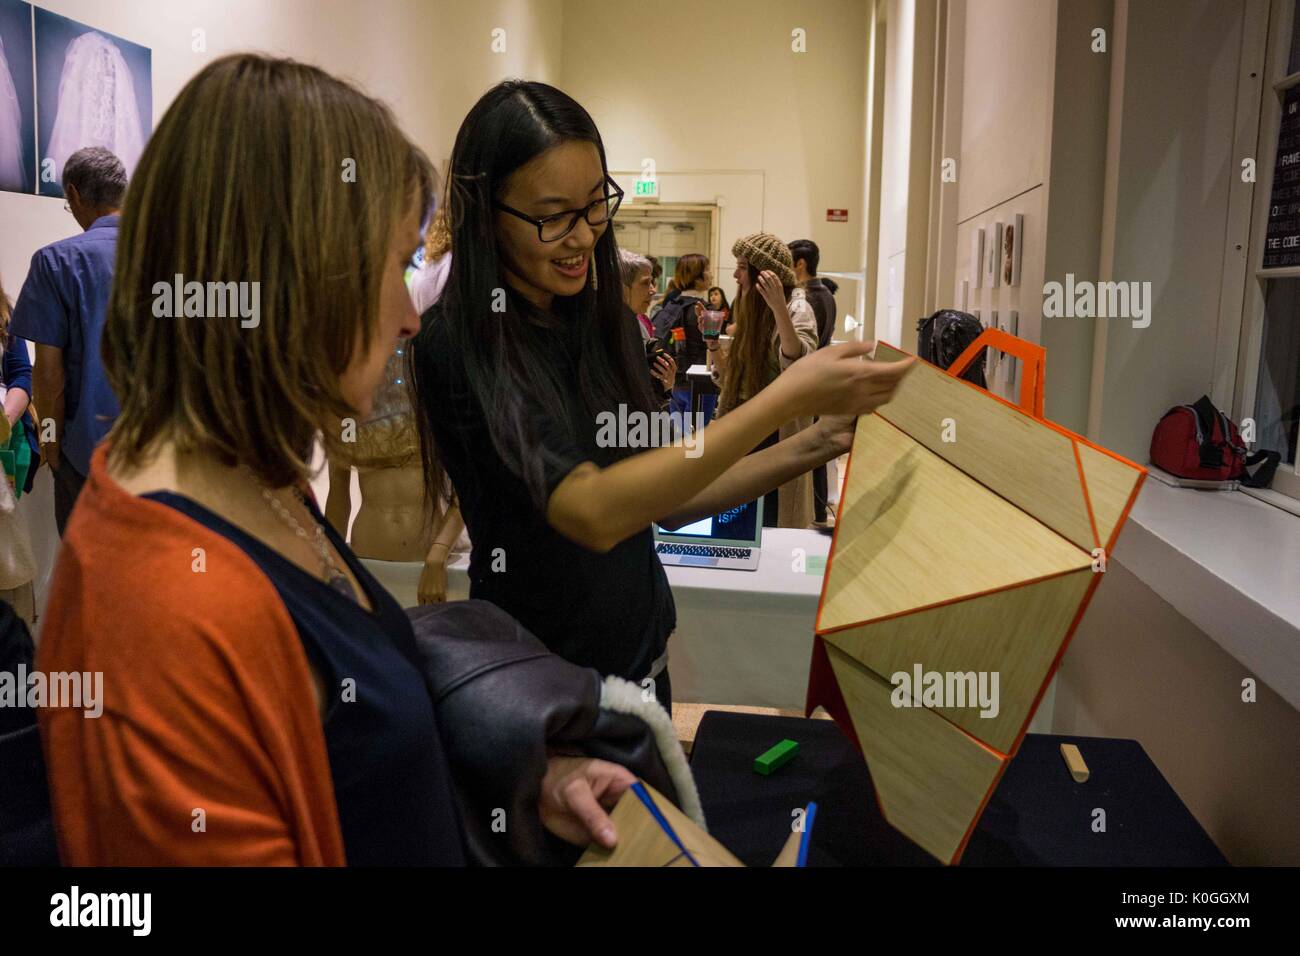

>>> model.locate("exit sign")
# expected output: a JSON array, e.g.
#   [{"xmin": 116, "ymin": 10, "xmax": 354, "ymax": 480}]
[
  {"xmin": 827, "ymin": 208, "xmax": 848, "ymax": 222},
  {"xmin": 636, "ymin": 179, "xmax": 659, "ymax": 198}
]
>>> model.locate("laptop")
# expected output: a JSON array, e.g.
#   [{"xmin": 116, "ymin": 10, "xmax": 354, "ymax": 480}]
[{"xmin": 653, "ymin": 498, "xmax": 763, "ymax": 571}]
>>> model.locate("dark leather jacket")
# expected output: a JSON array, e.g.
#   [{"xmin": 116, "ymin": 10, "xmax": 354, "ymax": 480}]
[{"xmin": 407, "ymin": 600, "xmax": 688, "ymax": 865}]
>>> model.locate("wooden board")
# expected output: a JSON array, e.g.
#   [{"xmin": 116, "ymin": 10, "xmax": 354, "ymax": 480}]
[
  {"xmin": 771, "ymin": 827, "xmax": 802, "ymax": 867},
  {"xmin": 872, "ymin": 342, "xmax": 1101, "ymax": 551},
  {"xmin": 825, "ymin": 568, "xmax": 1093, "ymax": 753},
  {"xmin": 827, "ymin": 644, "xmax": 1006, "ymax": 864},
  {"xmin": 1074, "ymin": 439, "xmax": 1145, "ymax": 553},
  {"xmin": 818, "ymin": 413, "xmax": 1092, "ymax": 633},
  {"xmin": 577, "ymin": 782, "xmax": 744, "ymax": 868}
]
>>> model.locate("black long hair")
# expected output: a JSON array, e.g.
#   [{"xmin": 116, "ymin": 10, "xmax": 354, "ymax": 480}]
[{"xmin": 409, "ymin": 80, "xmax": 657, "ymax": 511}]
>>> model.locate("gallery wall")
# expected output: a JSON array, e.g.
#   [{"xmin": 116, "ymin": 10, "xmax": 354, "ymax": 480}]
[
  {"xmin": 1093, "ymin": 0, "xmax": 1246, "ymax": 462},
  {"xmin": 2, "ymin": 0, "xmax": 565, "ymax": 293},
  {"xmin": 559, "ymin": 0, "xmax": 870, "ymax": 333}
]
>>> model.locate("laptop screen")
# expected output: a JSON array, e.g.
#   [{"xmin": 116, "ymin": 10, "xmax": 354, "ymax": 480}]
[{"xmin": 653, "ymin": 498, "xmax": 763, "ymax": 548}]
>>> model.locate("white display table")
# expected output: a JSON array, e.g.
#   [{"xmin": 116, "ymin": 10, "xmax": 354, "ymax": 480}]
[{"xmin": 360, "ymin": 526, "xmax": 831, "ymax": 710}]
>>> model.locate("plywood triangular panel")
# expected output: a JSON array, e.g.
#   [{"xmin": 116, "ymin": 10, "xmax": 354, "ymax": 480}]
[
  {"xmin": 818, "ymin": 413, "xmax": 1091, "ymax": 633},
  {"xmin": 824, "ymin": 569, "xmax": 1093, "ymax": 753},
  {"xmin": 827, "ymin": 645, "xmax": 1005, "ymax": 864},
  {"xmin": 872, "ymin": 343, "xmax": 1098, "ymax": 551},
  {"xmin": 1074, "ymin": 439, "xmax": 1145, "ymax": 551}
]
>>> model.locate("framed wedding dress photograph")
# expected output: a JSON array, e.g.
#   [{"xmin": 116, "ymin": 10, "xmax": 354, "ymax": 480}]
[
  {"xmin": 0, "ymin": 0, "xmax": 34, "ymax": 195},
  {"xmin": 34, "ymin": 7, "xmax": 150, "ymax": 198}
]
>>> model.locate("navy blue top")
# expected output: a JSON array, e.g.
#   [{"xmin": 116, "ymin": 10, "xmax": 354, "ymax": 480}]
[
  {"xmin": 420, "ymin": 311, "xmax": 676, "ymax": 682},
  {"xmin": 10, "ymin": 215, "xmax": 121, "ymax": 475},
  {"xmin": 143, "ymin": 491, "xmax": 466, "ymax": 867},
  {"xmin": 1, "ymin": 332, "xmax": 38, "ymax": 492}
]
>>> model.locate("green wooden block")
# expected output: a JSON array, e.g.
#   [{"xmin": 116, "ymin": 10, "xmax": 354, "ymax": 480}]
[{"xmin": 754, "ymin": 739, "xmax": 799, "ymax": 776}]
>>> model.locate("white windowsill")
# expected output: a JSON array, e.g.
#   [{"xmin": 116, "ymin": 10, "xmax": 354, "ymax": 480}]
[{"xmin": 1113, "ymin": 479, "xmax": 1300, "ymax": 710}]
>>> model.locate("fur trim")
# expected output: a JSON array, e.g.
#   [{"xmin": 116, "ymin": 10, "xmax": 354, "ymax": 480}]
[{"xmin": 599, "ymin": 675, "xmax": 705, "ymax": 829}]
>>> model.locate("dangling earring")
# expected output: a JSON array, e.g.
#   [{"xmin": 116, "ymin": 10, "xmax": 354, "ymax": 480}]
[{"xmin": 589, "ymin": 256, "xmax": 598, "ymax": 291}]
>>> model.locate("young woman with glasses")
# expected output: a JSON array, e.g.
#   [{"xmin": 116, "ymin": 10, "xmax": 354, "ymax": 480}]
[{"xmin": 410, "ymin": 81, "xmax": 914, "ymax": 713}]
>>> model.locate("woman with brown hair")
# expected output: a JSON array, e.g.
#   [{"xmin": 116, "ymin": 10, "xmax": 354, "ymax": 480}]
[
  {"xmin": 34, "ymin": 54, "xmax": 659, "ymax": 866},
  {"xmin": 711, "ymin": 233, "xmax": 820, "ymax": 528}
]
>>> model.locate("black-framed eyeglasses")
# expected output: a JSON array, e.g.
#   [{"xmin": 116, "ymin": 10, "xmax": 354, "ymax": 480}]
[{"xmin": 495, "ymin": 177, "xmax": 624, "ymax": 242}]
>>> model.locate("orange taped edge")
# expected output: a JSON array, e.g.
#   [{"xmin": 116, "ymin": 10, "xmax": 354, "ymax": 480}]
[
  {"xmin": 1071, "ymin": 438, "xmax": 1102, "ymax": 553},
  {"xmin": 874, "ymin": 339, "xmax": 1146, "ymax": 475}
]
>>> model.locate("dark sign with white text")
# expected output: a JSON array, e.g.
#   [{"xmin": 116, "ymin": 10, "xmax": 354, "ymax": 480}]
[{"xmin": 1264, "ymin": 86, "xmax": 1300, "ymax": 269}]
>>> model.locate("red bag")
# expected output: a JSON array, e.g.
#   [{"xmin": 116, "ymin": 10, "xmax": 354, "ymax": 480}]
[{"xmin": 1150, "ymin": 396, "xmax": 1278, "ymax": 487}]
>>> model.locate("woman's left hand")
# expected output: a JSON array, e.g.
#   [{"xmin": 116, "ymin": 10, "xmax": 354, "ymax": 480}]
[
  {"xmin": 539, "ymin": 754, "xmax": 636, "ymax": 848},
  {"xmin": 756, "ymin": 270, "xmax": 788, "ymax": 315},
  {"xmin": 653, "ymin": 354, "xmax": 677, "ymax": 389}
]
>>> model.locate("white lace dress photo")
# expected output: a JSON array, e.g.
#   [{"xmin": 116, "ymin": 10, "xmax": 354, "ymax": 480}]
[
  {"xmin": 0, "ymin": 32, "xmax": 28, "ymax": 192},
  {"xmin": 43, "ymin": 30, "xmax": 145, "ymax": 180}
]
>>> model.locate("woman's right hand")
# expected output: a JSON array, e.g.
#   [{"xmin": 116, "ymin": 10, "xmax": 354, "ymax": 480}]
[{"xmin": 775, "ymin": 341, "xmax": 915, "ymax": 419}]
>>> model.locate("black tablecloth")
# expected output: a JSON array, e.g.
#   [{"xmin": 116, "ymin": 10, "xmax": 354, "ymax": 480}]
[{"xmin": 689, "ymin": 712, "xmax": 1227, "ymax": 866}]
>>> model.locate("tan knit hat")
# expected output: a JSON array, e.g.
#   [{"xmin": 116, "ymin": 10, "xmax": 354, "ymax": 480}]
[{"xmin": 731, "ymin": 232, "xmax": 797, "ymax": 287}]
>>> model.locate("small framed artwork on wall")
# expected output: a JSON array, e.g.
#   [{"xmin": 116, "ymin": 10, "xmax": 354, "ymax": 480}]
[
  {"xmin": 987, "ymin": 222, "xmax": 1003, "ymax": 289},
  {"xmin": 1004, "ymin": 212, "xmax": 1024, "ymax": 286}
]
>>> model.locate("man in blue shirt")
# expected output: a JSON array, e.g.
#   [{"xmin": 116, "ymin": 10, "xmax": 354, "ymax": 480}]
[{"xmin": 11, "ymin": 147, "xmax": 125, "ymax": 534}]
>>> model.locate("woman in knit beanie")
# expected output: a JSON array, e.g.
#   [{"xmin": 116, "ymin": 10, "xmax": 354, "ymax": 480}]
[{"xmin": 711, "ymin": 232, "xmax": 820, "ymax": 528}]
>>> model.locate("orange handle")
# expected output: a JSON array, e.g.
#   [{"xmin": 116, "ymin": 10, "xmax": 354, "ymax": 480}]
[{"xmin": 947, "ymin": 328, "xmax": 1046, "ymax": 418}]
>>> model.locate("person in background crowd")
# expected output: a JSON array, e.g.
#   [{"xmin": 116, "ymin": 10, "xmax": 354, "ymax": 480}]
[
  {"xmin": 409, "ymin": 80, "xmax": 913, "ymax": 713},
  {"xmin": 707, "ymin": 285, "xmax": 731, "ymax": 322},
  {"xmin": 619, "ymin": 249, "xmax": 676, "ymax": 403},
  {"xmin": 1, "ymin": 275, "xmax": 39, "ymax": 628},
  {"xmin": 652, "ymin": 253, "xmax": 712, "ymax": 429},
  {"xmin": 646, "ymin": 254, "xmax": 665, "ymax": 317},
  {"xmin": 618, "ymin": 249, "xmax": 656, "ymax": 341},
  {"xmin": 1, "ymin": 274, "xmax": 37, "ymax": 495},
  {"xmin": 411, "ymin": 207, "xmax": 453, "ymax": 315},
  {"xmin": 789, "ymin": 239, "xmax": 836, "ymax": 348},
  {"xmin": 789, "ymin": 239, "xmax": 838, "ymax": 527},
  {"xmin": 711, "ymin": 233, "xmax": 819, "ymax": 528},
  {"xmin": 10, "ymin": 147, "xmax": 125, "ymax": 535}
]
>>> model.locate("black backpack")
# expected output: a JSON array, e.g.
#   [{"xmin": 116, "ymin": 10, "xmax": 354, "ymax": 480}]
[
  {"xmin": 652, "ymin": 291, "xmax": 706, "ymax": 385},
  {"xmin": 916, "ymin": 309, "xmax": 987, "ymax": 388}
]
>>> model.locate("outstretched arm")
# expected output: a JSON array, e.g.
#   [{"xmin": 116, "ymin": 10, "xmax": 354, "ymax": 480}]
[
  {"xmin": 657, "ymin": 416, "xmax": 852, "ymax": 530},
  {"xmin": 547, "ymin": 345, "xmax": 912, "ymax": 552}
]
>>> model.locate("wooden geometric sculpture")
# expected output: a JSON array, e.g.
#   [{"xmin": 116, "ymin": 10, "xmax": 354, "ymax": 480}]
[{"xmin": 807, "ymin": 338, "xmax": 1145, "ymax": 864}]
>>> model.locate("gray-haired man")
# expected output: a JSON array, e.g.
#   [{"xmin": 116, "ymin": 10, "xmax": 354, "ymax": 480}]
[{"xmin": 11, "ymin": 147, "xmax": 126, "ymax": 534}]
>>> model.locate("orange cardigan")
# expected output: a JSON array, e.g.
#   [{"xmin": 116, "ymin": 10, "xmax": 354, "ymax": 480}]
[{"xmin": 37, "ymin": 445, "xmax": 347, "ymax": 865}]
